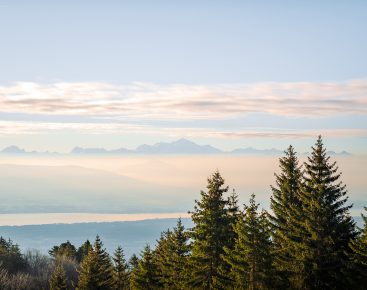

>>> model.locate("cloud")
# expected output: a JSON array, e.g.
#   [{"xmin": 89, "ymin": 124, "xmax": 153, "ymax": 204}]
[
  {"xmin": 0, "ymin": 120, "xmax": 365, "ymax": 141},
  {"xmin": 0, "ymin": 80, "xmax": 366, "ymax": 143},
  {"xmin": 0, "ymin": 121, "xmax": 146, "ymax": 136},
  {"xmin": 0, "ymin": 79, "xmax": 366, "ymax": 120},
  {"xmin": 210, "ymin": 129, "xmax": 367, "ymax": 139}
]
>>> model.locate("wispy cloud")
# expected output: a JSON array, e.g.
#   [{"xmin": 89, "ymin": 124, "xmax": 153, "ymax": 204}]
[
  {"xmin": 0, "ymin": 80, "xmax": 366, "ymax": 120},
  {"xmin": 0, "ymin": 80, "xmax": 366, "ymax": 149},
  {"xmin": 210, "ymin": 129, "xmax": 367, "ymax": 139},
  {"xmin": 0, "ymin": 121, "xmax": 145, "ymax": 135},
  {"xmin": 0, "ymin": 120, "xmax": 365, "ymax": 141}
]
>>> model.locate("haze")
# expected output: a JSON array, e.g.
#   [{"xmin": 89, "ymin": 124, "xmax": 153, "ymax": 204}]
[{"xmin": 0, "ymin": 155, "xmax": 365, "ymax": 219}]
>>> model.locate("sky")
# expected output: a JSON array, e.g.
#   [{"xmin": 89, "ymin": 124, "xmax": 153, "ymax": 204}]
[{"xmin": 0, "ymin": 0, "xmax": 366, "ymax": 153}]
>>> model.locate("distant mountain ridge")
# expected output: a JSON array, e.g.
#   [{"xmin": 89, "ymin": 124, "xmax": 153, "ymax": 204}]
[
  {"xmin": 135, "ymin": 138, "xmax": 222, "ymax": 154},
  {"xmin": 1, "ymin": 145, "xmax": 58, "ymax": 155},
  {"xmin": 71, "ymin": 146, "xmax": 132, "ymax": 155},
  {"xmin": 0, "ymin": 139, "xmax": 352, "ymax": 156}
]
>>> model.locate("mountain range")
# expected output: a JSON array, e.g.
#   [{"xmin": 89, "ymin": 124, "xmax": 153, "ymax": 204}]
[{"xmin": 0, "ymin": 139, "xmax": 351, "ymax": 156}]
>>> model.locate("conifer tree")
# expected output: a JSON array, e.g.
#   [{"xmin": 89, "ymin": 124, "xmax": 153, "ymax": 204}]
[
  {"xmin": 269, "ymin": 145, "xmax": 304, "ymax": 288},
  {"xmin": 223, "ymin": 194, "xmax": 273, "ymax": 290},
  {"xmin": 188, "ymin": 170, "xmax": 233, "ymax": 289},
  {"xmin": 128, "ymin": 254, "xmax": 139, "ymax": 272},
  {"xmin": 297, "ymin": 136, "xmax": 356, "ymax": 289},
  {"xmin": 77, "ymin": 249, "xmax": 100, "ymax": 290},
  {"xmin": 0, "ymin": 237, "xmax": 27, "ymax": 273},
  {"xmin": 94, "ymin": 235, "xmax": 114, "ymax": 289},
  {"xmin": 112, "ymin": 246, "xmax": 129, "ymax": 290},
  {"xmin": 49, "ymin": 262, "xmax": 68, "ymax": 290},
  {"xmin": 128, "ymin": 253, "xmax": 140, "ymax": 288},
  {"xmin": 349, "ymin": 207, "xmax": 367, "ymax": 288},
  {"xmin": 76, "ymin": 240, "xmax": 93, "ymax": 263},
  {"xmin": 155, "ymin": 230, "xmax": 173, "ymax": 288},
  {"xmin": 130, "ymin": 244, "xmax": 160, "ymax": 290},
  {"xmin": 227, "ymin": 189, "xmax": 241, "ymax": 246},
  {"xmin": 155, "ymin": 219, "xmax": 190, "ymax": 289},
  {"xmin": 77, "ymin": 236, "xmax": 113, "ymax": 290},
  {"xmin": 218, "ymin": 189, "xmax": 241, "ymax": 288}
]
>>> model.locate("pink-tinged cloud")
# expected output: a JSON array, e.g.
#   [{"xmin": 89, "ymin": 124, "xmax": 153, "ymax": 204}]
[
  {"xmin": 0, "ymin": 80, "xmax": 366, "ymax": 119},
  {"xmin": 0, "ymin": 120, "xmax": 366, "ymax": 140},
  {"xmin": 210, "ymin": 129, "xmax": 367, "ymax": 139}
]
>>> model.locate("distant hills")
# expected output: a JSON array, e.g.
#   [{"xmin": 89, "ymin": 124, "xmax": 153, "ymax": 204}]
[
  {"xmin": 0, "ymin": 219, "xmax": 194, "ymax": 257},
  {"xmin": 135, "ymin": 139, "xmax": 222, "ymax": 154},
  {"xmin": 0, "ymin": 138, "xmax": 351, "ymax": 156},
  {"xmin": 0, "ymin": 163, "xmax": 192, "ymax": 213},
  {"xmin": 1, "ymin": 145, "xmax": 59, "ymax": 155}
]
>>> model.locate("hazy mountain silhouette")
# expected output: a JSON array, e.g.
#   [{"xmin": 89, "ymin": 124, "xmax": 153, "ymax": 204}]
[
  {"xmin": 71, "ymin": 146, "xmax": 133, "ymax": 155},
  {"xmin": 1, "ymin": 145, "xmax": 57, "ymax": 155},
  {"xmin": 135, "ymin": 138, "xmax": 222, "ymax": 154},
  {"xmin": 230, "ymin": 147, "xmax": 282, "ymax": 155},
  {"xmin": 1, "ymin": 145, "xmax": 26, "ymax": 154},
  {"xmin": 0, "ymin": 139, "xmax": 351, "ymax": 156}
]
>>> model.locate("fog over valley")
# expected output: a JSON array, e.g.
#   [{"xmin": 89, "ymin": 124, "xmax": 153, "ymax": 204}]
[{"xmin": 0, "ymin": 155, "xmax": 365, "ymax": 218}]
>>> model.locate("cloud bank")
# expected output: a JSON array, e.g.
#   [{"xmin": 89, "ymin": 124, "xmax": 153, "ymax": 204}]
[
  {"xmin": 0, "ymin": 80, "xmax": 366, "ymax": 143},
  {"xmin": 0, "ymin": 120, "xmax": 366, "ymax": 140},
  {"xmin": 0, "ymin": 79, "xmax": 366, "ymax": 119}
]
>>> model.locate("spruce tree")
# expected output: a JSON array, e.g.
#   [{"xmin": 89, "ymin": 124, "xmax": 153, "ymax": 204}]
[
  {"xmin": 269, "ymin": 145, "xmax": 304, "ymax": 288},
  {"xmin": 128, "ymin": 254, "xmax": 139, "ymax": 272},
  {"xmin": 128, "ymin": 253, "xmax": 140, "ymax": 287},
  {"xmin": 77, "ymin": 236, "xmax": 113, "ymax": 290},
  {"xmin": 188, "ymin": 170, "xmax": 233, "ymax": 289},
  {"xmin": 130, "ymin": 244, "xmax": 160, "ymax": 290},
  {"xmin": 227, "ymin": 189, "xmax": 241, "ymax": 247},
  {"xmin": 218, "ymin": 189, "xmax": 241, "ymax": 289},
  {"xmin": 349, "ymin": 207, "xmax": 367, "ymax": 288},
  {"xmin": 0, "ymin": 237, "xmax": 27, "ymax": 273},
  {"xmin": 297, "ymin": 136, "xmax": 356, "ymax": 289},
  {"xmin": 76, "ymin": 240, "xmax": 93, "ymax": 263},
  {"xmin": 155, "ymin": 229, "xmax": 173, "ymax": 288},
  {"xmin": 77, "ymin": 249, "xmax": 100, "ymax": 290},
  {"xmin": 94, "ymin": 235, "xmax": 114, "ymax": 289},
  {"xmin": 113, "ymin": 246, "xmax": 129, "ymax": 290},
  {"xmin": 223, "ymin": 194, "xmax": 273, "ymax": 290},
  {"xmin": 155, "ymin": 219, "xmax": 190, "ymax": 289},
  {"xmin": 49, "ymin": 262, "xmax": 68, "ymax": 290}
]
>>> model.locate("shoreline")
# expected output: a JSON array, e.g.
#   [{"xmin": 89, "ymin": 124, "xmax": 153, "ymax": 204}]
[{"xmin": 0, "ymin": 212, "xmax": 190, "ymax": 226}]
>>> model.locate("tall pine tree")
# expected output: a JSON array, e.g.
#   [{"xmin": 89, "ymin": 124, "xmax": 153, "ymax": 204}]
[
  {"xmin": 130, "ymin": 244, "xmax": 160, "ymax": 290},
  {"xmin": 155, "ymin": 230, "xmax": 173, "ymax": 289},
  {"xmin": 0, "ymin": 237, "xmax": 27, "ymax": 273},
  {"xmin": 94, "ymin": 235, "xmax": 114, "ymax": 289},
  {"xmin": 77, "ymin": 249, "xmax": 100, "ymax": 290},
  {"xmin": 128, "ymin": 254, "xmax": 139, "ymax": 272},
  {"xmin": 155, "ymin": 219, "xmax": 190, "ymax": 289},
  {"xmin": 349, "ymin": 207, "xmax": 367, "ymax": 288},
  {"xmin": 77, "ymin": 236, "xmax": 114, "ymax": 290},
  {"xmin": 76, "ymin": 240, "xmax": 93, "ymax": 263},
  {"xmin": 223, "ymin": 194, "xmax": 273, "ymax": 290},
  {"xmin": 112, "ymin": 246, "xmax": 129, "ymax": 290},
  {"xmin": 269, "ymin": 145, "xmax": 304, "ymax": 288},
  {"xmin": 218, "ymin": 189, "xmax": 241, "ymax": 289},
  {"xmin": 188, "ymin": 170, "xmax": 234, "ymax": 289},
  {"xmin": 297, "ymin": 136, "xmax": 356, "ymax": 289},
  {"xmin": 49, "ymin": 262, "xmax": 68, "ymax": 290},
  {"xmin": 227, "ymin": 189, "xmax": 241, "ymax": 248}
]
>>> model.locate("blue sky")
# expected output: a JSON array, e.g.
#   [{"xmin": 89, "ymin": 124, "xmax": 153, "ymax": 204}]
[{"xmin": 0, "ymin": 0, "xmax": 366, "ymax": 153}]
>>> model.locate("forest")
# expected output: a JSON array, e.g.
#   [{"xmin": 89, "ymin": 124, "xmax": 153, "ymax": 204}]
[{"xmin": 0, "ymin": 136, "xmax": 366, "ymax": 290}]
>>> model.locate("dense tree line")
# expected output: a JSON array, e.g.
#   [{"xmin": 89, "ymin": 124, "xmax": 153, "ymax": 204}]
[{"xmin": 0, "ymin": 136, "xmax": 366, "ymax": 289}]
